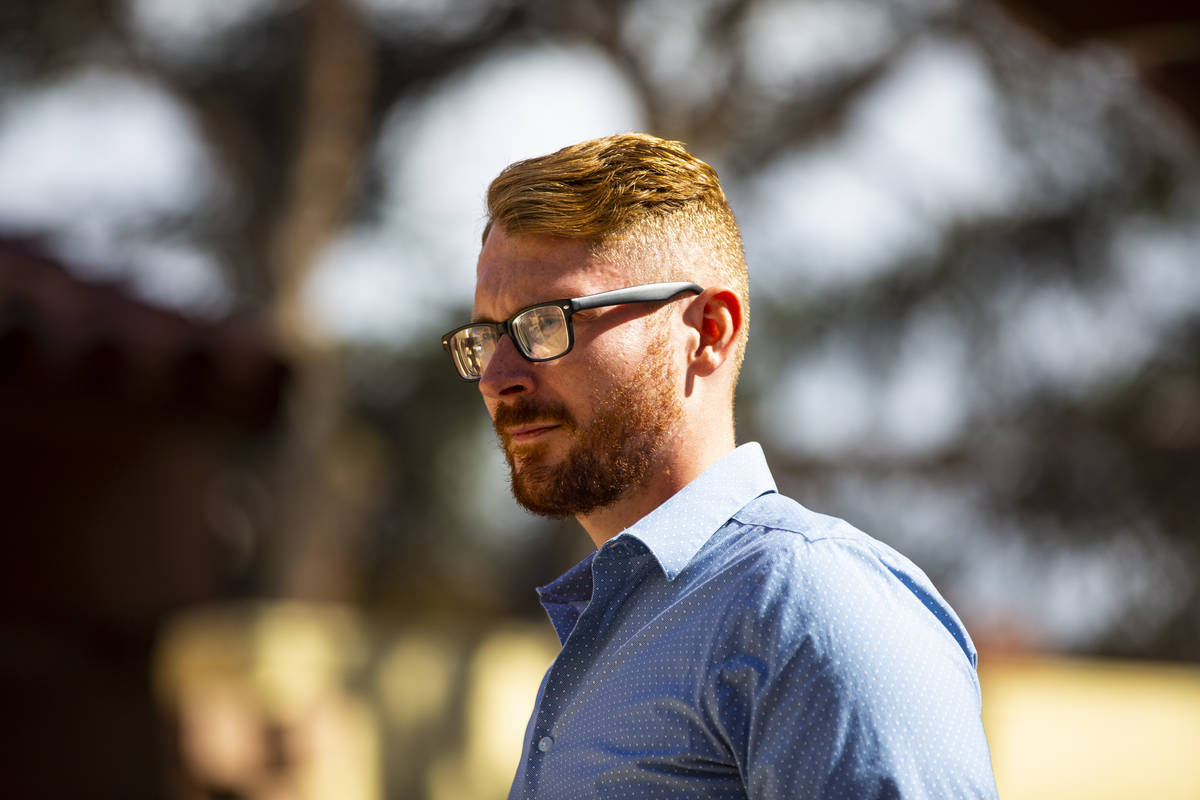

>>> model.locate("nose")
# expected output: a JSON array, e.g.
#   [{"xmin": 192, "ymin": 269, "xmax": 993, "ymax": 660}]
[{"xmin": 478, "ymin": 333, "xmax": 535, "ymax": 400}]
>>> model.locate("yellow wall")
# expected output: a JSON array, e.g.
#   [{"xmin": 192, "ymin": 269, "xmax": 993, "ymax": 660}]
[{"xmin": 980, "ymin": 655, "xmax": 1200, "ymax": 800}]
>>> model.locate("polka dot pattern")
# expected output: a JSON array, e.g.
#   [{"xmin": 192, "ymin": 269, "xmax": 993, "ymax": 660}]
[{"xmin": 509, "ymin": 443, "xmax": 999, "ymax": 799}]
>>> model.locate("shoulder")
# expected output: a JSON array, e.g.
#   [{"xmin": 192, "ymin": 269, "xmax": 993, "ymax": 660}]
[
  {"xmin": 709, "ymin": 491, "xmax": 978, "ymax": 667},
  {"xmin": 731, "ymin": 491, "xmax": 866, "ymax": 545},
  {"xmin": 720, "ymin": 491, "xmax": 899, "ymax": 584},
  {"xmin": 726, "ymin": 492, "xmax": 934, "ymax": 593}
]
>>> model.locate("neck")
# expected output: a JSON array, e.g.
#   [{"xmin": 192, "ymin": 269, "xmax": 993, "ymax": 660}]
[{"xmin": 576, "ymin": 427, "xmax": 736, "ymax": 549}]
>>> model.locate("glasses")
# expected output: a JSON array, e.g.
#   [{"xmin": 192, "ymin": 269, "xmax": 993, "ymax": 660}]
[{"xmin": 441, "ymin": 281, "xmax": 703, "ymax": 381}]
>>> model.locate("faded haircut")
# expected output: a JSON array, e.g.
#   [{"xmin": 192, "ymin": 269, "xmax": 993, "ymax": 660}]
[{"xmin": 483, "ymin": 132, "xmax": 749, "ymax": 374}]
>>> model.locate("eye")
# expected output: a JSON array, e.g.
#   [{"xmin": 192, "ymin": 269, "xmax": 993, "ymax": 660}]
[{"xmin": 513, "ymin": 306, "xmax": 570, "ymax": 359}]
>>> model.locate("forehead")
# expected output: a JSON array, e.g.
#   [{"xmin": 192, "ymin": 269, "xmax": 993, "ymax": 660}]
[{"xmin": 473, "ymin": 227, "xmax": 623, "ymax": 318}]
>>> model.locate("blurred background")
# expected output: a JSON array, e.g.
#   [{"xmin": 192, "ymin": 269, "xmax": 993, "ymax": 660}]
[{"xmin": 1, "ymin": 0, "xmax": 1198, "ymax": 798}]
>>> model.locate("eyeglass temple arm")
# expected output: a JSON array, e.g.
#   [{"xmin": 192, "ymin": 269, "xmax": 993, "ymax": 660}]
[{"xmin": 569, "ymin": 282, "xmax": 703, "ymax": 312}]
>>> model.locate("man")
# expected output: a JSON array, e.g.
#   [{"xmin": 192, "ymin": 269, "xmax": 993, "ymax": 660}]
[{"xmin": 441, "ymin": 133, "xmax": 998, "ymax": 799}]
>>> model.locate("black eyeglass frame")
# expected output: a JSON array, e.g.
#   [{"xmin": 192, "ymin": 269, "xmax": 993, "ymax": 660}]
[{"xmin": 441, "ymin": 281, "xmax": 703, "ymax": 381}]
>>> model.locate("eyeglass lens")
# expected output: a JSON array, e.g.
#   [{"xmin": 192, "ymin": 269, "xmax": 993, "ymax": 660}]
[
  {"xmin": 448, "ymin": 304, "xmax": 572, "ymax": 379},
  {"xmin": 449, "ymin": 328, "xmax": 497, "ymax": 379},
  {"xmin": 512, "ymin": 305, "xmax": 570, "ymax": 360}
]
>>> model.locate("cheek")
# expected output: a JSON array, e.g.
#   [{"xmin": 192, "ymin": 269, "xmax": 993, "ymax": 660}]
[
  {"xmin": 580, "ymin": 355, "xmax": 644, "ymax": 410},
  {"xmin": 587, "ymin": 318, "xmax": 657, "ymax": 365},
  {"xmin": 559, "ymin": 319, "xmax": 663, "ymax": 404},
  {"xmin": 546, "ymin": 359, "xmax": 613, "ymax": 415}
]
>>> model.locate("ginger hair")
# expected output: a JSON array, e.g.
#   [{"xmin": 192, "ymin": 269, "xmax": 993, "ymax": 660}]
[{"xmin": 483, "ymin": 133, "xmax": 749, "ymax": 375}]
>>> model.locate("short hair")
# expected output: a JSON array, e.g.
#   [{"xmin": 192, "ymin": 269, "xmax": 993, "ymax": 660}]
[{"xmin": 484, "ymin": 132, "xmax": 749, "ymax": 375}]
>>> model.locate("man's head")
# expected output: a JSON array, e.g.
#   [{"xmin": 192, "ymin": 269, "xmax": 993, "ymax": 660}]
[
  {"xmin": 461, "ymin": 133, "xmax": 749, "ymax": 529},
  {"xmin": 484, "ymin": 133, "xmax": 749, "ymax": 373}
]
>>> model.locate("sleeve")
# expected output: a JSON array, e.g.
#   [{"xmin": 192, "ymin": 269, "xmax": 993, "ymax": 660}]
[{"xmin": 705, "ymin": 538, "xmax": 999, "ymax": 800}]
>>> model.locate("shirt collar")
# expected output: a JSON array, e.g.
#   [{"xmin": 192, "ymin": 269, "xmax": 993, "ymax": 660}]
[{"xmin": 617, "ymin": 442, "xmax": 777, "ymax": 581}]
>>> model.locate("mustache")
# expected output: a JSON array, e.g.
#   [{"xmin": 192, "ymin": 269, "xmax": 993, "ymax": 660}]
[{"xmin": 493, "ymin": 398, "xmax": 575, "ymax": 430}]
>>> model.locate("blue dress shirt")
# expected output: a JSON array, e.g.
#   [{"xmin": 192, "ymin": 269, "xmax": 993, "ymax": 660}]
[{"xmin": 509, "ymin": 443, "xmax": 998, "ymax": 799}]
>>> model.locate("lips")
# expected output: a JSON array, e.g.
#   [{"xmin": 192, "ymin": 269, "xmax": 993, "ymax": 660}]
[
  {"xmin": 493, "ymin": 399, "xmax": 574, "ymax": 447},
  {"xmin": 505, "ymin": 422, "xmax": 562, "ymax": 445}
]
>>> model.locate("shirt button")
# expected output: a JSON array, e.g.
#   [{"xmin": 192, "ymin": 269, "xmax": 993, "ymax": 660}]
[{"xmin": 537, "ymin": 735, "xmax": 554, "ymax": 753}]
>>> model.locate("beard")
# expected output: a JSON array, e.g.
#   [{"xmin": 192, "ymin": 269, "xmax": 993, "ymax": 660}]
[{"xmin": 493, "ymin": 341, "xmax": 683, "ymax": 518}]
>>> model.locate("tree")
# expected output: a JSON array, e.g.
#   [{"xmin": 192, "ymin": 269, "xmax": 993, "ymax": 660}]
[{"xmin": 2, "ymin": 0, "xmax": 1196, "ymax": 660}]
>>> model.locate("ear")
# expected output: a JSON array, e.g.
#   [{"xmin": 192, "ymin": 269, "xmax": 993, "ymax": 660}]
[{"xmin": 685, "ymin": 288, "xmax": 743, "ymax": 377}]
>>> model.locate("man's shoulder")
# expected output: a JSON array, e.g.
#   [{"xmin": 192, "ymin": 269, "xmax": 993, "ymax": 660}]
[
  {"xmin": 711, "ymin": 492, "xmax": 928, "ymax": 615},
  {"xmin": 696, "ymin": 491, "xmax": 880, "ymax": 592},
  {"xmin": 722, "ymin": 492, "xmax": 935, "ymax": 595},
  {"xmin": 728, "ymin": 490, "xmax": 866, "ymax": 546},
  {"xmin": 709, "ymin": 490, "xmax": 980, "ymax": 668}
]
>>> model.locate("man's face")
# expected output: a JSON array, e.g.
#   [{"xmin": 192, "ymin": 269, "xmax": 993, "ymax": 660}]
[{"xmin": 473, "ymin": 226, "xmax": 684, "ymax": 518}]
